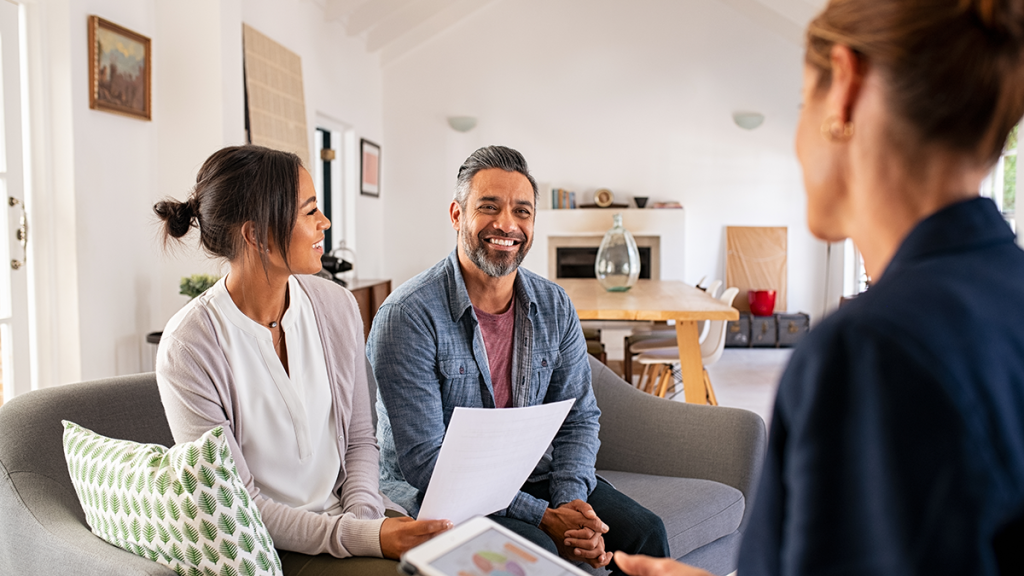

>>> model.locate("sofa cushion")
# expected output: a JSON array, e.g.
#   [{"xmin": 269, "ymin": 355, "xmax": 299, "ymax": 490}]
[
  {"xmin": 62, "ymin": 421, "xmax": 281, "ymax": 576},
  {"xmin": 598, "ymin": 470, "xmax": 744, "ymax": 559}
]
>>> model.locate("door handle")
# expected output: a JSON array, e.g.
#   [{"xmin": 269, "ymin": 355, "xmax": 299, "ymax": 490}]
[{"xmin": 9, "ymin": 196, "xmax": 27, "ymax": 270}]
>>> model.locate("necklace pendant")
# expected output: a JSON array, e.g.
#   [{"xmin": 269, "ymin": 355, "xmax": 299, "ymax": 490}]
[{"xmin": 269, "ymin": 321, "xmax": 278, "ymax": 328}]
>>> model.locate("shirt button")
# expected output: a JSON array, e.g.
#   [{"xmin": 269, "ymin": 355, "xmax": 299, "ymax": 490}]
[
  {"xmin": 459, "ymin": 366, "xmax": 465, "ymax": 374},
  {"xmin": 541, "ymin": 359, "xmax": 548, "ymax": 367}
]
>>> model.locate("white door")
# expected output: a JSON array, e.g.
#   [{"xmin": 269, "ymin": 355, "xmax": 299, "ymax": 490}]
[{"xmin": 0, "ymin": 0, "xmax": 31, "ymax": 404}]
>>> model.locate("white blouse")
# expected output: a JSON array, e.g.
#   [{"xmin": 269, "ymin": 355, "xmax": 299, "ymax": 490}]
[{"xmin": 204, "ymin": 276, "xmax": 343, "ymax": 513}]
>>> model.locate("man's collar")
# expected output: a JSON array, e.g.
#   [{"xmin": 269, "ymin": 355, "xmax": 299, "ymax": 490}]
[
  {"xmin": 882, "ymin": 197, "xmax": 1015, "ymax": 280},
  {"xmin": 445, "ymin": 249, "xmax": 539, "ymax": 322}
]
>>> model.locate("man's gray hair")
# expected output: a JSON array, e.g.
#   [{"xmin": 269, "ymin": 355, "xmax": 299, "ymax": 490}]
[{"xmin": 454, "ymin": 146, "xmax": 539, "ymax": 208}]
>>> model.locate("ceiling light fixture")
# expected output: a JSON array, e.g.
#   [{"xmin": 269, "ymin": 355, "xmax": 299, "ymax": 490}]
[
  {"xmin": 447, "ymin": 116, "xmax": 477, "ymax": 132},
  {"xmin": 732, "ymin": 111, "xmax": 765, "ymax": 130}
]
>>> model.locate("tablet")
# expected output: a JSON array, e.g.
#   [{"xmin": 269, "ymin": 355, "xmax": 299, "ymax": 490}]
[{"xmin": 399, "ymin": 516, "xmax": 593, "ymax": 576}]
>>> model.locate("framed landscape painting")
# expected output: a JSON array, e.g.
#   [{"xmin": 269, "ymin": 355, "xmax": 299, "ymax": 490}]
[
  {"xmin": 88, "ymin": 16, "xmax": 151, "ymax": 120},
  {"xmin": 361, "ymin": 138, "xmax": 380, "ymax": 197}
]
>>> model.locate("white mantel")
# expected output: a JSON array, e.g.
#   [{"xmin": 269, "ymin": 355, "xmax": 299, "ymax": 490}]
[{"xmin": 522, "ymin": 208, "xmax": 686, "ymax": 281}]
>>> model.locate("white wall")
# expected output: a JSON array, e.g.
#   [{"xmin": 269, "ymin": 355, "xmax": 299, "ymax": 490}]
[
  {"xmin": 381, "ymin": 0, "xmax": 832, "ymax": 319},
  {"xmin": 27, "ymin": 0, "xmax": 385, "ymax": 383}
]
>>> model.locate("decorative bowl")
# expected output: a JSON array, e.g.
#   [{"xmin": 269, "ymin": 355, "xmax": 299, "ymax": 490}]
[{"xmin": 748, "ymin": 290, "xmax": 777, "ymax": 316}]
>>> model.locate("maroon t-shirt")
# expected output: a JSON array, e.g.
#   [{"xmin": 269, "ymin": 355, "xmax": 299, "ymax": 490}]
[{"xmin": 474, "ymin": 300, "xmax": 515, "ymax": 408}]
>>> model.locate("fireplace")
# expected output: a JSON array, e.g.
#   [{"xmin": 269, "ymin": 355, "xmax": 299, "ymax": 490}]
[
  {"xmin": 555, "ymin": 247, "xmax": 653, "ymax": 279},
  {"xmin": 547, "ymin": 235, "xmax": 661, "ymax": 280}
]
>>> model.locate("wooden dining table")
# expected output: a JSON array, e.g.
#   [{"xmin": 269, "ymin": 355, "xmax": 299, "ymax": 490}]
[{"xmin": 556, "ymin": 279, "xmax": 739, "ymax": 404}]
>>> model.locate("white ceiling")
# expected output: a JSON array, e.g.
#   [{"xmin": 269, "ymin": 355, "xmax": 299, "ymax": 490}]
[{"xmin": 322, "ymin": 0, "xmax": 828, "ymax": 65}]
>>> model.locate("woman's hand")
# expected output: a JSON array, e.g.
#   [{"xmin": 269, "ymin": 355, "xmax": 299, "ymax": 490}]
[
  {"xmin": 379, "ymin": 516, "xmax": 453, "ymax": 560},
  {"xmin": 614, "ymin": 552, "xmax": 713, "ymax": 576}
]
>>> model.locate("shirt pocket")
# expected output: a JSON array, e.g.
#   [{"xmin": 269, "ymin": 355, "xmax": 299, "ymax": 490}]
[
  {"xmin": 530, "ymin": 348, "xmax": 559, "ymax": 403},
  {"xmin": 438, "ymin": 357, "xmax": 481, "ymax": 407}
]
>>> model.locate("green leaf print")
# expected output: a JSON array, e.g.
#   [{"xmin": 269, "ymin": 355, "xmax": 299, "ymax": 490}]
[
  {"xmin": 217, "ymin": 486, "xmax": 234, "ymax": 509},
  {"xmin": 158, "ymin": 524, "xmax": 171, "ymax": 544},
  {"xmin": 240, "ymin": 559, "xmax": 257, "ymax": 576},
  {"xmin": 186, "ymin": 544, "xmax": 203, "ymax": 566},
  {"xmin": 185, "ymin": 445, "xmax": 201, "ymax": 468},
  {"xmin": 256, "ymin": 551, "xmax": 271, "ymax": 571},
  {"xmin": 219, "ymin": 539, "xmax": 238, "ymax": 561},
  {"xmin": 198, "ymin": 491, "xmax": 217, "ymax": 516},
  {"xmin": 202, "ymin": 542, "xmax": 220, "ymax": 563},
  {"xmin": 235, "ymin": 486, "xmax": 250, "ymax": 507},
  {"xmin": 141, "ymin": 496, "xmax": 153, "ymax": 518},
  {"xmin": 238, "ymin": 532, "xmax": 256, "ymax": 553},
  {"xmin": 130, "ymin": 495, "xmax": 142, "ymax": 516},
  {"xmin": 143, "ymin": 522, "xmax": 156, "ymax": 543},
  {"xmin": 215, "ymin": 465, "xmax": 233, "ymax": 483},
  {"xmin": 220, "ymin": 564, "xmax": 239, "ymax": 576},
  {"xmin": 184, "ymin": 522, "xmax": 200, "ymax": 544},
  {"xmin": 182, "ymin": 470, "xmax": 199, "ymax": 494},
  {"xmin": 135, "ymin": 469, "xmax": 146, "ymax": 493},
  {"xmin": 168, "ymin": 499, "xmax": 181, "ymax": 521},
  {"xmin": 202, "ymin": 438, "xmax": 218, "ymax": 464},
  {"xmin": 183, "ymin": 498, "xmax": 199, "ymax": 520},
  {"xmin": 217, "ymin": 513, "xmax": 237, "ymax": 536},
  {"xmin": 199, "ymin": 519, "xmax": 219, "ymax": 542},
  {"xmin": 156, "ymin": 471, "xmax": 171, "ymax": 495},
  {"xmin": 198, "ymin": 466, "xmax": 217, "ymax": 489},
  {"xmin": 155, "ymin": 499, "xmax": 166, "ymax": 520},
  {"xmin": 171, "ymin": 543, "xmax": 186, "ymax": 563},
  {"xmin": 169, "ymin": 524, "xmax": 184, "ymax": 543},
  {"xmin": 124, "ymin": 470, "xmax": 137, "ymax": 491},
  {"xmin": 130, "ymin": 518, "xmax": 141, "ymax": 541},
  {"xmin": 173, "ymin": 480, "xmax": 185, "ymax": 496},
  {"xmin": 235, "ymin": 507, "xmax": 251, "ymax": 528}
]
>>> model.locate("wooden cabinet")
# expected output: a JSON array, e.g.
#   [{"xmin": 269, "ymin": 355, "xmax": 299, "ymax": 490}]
[{"xmin": 349, "ymin": 279, "xmax": 391, "ymax": 341}]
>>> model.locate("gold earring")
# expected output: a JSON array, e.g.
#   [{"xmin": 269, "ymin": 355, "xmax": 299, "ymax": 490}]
[{"xmin": 821, "ymin": 116, "xmax": 854, "ymax": 142}]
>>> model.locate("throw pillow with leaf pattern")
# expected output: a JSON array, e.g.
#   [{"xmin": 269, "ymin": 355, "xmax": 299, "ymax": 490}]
[{"xmin": 62, "ymin": 421, "xmax": 282, "ymax": 576}]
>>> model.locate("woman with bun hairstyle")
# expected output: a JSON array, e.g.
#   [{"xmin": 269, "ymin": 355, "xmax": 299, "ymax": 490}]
[
  {"xmin": 153, "ymin": 145, "xmax": 450, "ymax": 575},
  {"xmin": 616, "ymin": 0, "xmax": 1024, "ymax": 575}
]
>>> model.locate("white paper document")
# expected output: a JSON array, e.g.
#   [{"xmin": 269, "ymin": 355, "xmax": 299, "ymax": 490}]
[{"xmin": 417, "ymin": 398, "xmax": 575, "ymax": 525}]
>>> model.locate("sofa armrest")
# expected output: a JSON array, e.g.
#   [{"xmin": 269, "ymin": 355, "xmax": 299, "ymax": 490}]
[{"xmin": 589, "ymin": 357, "xmax": 767, "ymax": 527}]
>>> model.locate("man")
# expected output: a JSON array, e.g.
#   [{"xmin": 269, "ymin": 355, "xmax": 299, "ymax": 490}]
[{"xmin": 367, "ymin": 146, "xmax": 670, "ymax": 573}]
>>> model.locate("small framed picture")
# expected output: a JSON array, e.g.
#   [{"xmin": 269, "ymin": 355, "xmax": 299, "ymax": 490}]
[
  {"xmin": 360, "ymin": 138, "xmax": 381, "ymax": 197},
  {"xmin": 88, "ymin": 16, "xmax": 151, "ymax": 120}
]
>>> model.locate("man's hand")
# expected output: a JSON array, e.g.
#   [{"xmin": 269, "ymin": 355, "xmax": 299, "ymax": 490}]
[
  {"xmin": 614, "ymin": 552, "xmax": 713, "ymax": 576},
  {"xmin": 539, "ymin": 499, "xmax": 612, "ymax": 568},
  {"xmin": 379, "ymin": 517, "xmax": 453, "ymax": 560}
]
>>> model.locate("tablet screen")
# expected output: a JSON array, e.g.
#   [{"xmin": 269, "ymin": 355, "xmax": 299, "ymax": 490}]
[{"xmin": 428, "ymin": 528, "xmax": 577, "ymax": 576}]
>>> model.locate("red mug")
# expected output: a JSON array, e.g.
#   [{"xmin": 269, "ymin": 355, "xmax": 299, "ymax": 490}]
[{"xmin": 748, "ymin": 290, "xmax": 777, "ymax": 317}]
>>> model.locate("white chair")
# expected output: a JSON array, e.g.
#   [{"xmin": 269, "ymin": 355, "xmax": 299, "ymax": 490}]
[
  {"xmin": 636, "ymin": 287, "xmax": 740, "ymax": 403},
  {"xmin": 622, "ymin": 279, "xmax": 723, "ymax": 383}
]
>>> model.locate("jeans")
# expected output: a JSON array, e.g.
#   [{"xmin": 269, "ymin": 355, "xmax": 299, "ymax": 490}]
[{"xmin": 488, "ymin": 478, "xmax": 669, "ymax": 575}]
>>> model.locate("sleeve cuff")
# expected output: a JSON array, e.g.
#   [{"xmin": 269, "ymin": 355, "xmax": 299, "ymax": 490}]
[
  {"xmin": 338, "ymin": 516, "xmax": 387, "ymax": 558},
  {"xmin": 347, "ymin": 503, "xmax": 385, "ymax": 520},
  {"xmin": 506, "ymin": 491, "xmax": 548, "ymax": 526}
]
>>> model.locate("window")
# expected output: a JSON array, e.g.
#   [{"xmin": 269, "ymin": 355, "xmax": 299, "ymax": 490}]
[{"xmin": 981, "ymin": 123, "xmax": 1018, "ymax": 231}]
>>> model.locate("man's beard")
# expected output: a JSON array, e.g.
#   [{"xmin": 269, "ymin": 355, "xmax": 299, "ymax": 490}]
[{"xmin": 461, "ymin": 227, "xmax": 531, "ymax": 278}]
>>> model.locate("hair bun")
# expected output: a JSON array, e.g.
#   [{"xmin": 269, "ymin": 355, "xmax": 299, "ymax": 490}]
[
  {"xmin": 965, "ymin": 0, "xmax": 1024, "ymax": 41},
  {"xmin": 153, "ymin": 198, "xmax": 196, "ymax": 239}
]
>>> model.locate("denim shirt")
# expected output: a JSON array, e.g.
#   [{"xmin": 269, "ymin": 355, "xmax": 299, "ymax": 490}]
[{"xmin": 367, "ymin": 250, "xmax": 600, "ymax": 525}]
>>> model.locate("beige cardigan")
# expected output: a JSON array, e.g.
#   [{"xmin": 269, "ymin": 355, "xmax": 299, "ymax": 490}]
[{"xmin": 156, "ymin": 274, "xmax": 386, "ymax": 558}]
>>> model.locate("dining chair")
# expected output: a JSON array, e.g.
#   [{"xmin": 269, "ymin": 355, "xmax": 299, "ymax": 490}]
[{"xmin": 636, "ymin": 287, "xmax": 740, "ymax": 403}]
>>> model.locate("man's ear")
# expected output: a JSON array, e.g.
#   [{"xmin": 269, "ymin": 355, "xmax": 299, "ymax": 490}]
[
  {"xmin": 450, "ymin": 201, "xmax": 463, "ymax": 233},
  {"xmin": 827, "ymin": 44, "xmax": 866, "ymax": 124}
]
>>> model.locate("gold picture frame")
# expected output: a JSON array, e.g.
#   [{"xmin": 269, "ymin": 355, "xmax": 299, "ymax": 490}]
[{"xmin": 88, "ymin": 16, "xmax": 151, "ymax": 120}]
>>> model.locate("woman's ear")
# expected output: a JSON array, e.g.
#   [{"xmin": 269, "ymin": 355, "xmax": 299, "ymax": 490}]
[
  {"xmin": 240, "ymin": 222, "xmax": 261, "ymax": 251},
  {"xmin": 828, "ymin": 44, "xmax": 866, "ymax": 124}
]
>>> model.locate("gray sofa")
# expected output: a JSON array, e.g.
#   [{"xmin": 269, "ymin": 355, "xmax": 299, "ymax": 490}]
[{"xmin": 0, "ymin": 357, "xmax": 765, "ymax": 575}]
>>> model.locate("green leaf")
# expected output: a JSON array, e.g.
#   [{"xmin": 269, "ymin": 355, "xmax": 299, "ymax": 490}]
[
  {"xmin": 204, "ymin": 569, "xmax": 218, "ymax": 576},
  {"xmin": 173, "ymin": 480, "xmax": 185, "ymax": 496},
  {"xmin": 168, "ymin": 499, "xmax": 181, "ymax": 521},
  {"xmin": 124, "ymin": 470, "xmax": 137, "ymax": 491},
  {"xmin": 235, "ymin": 507, "xmax": 251, "ymax": 528},
  {"xmin": 215, "ymin": 486, "xmax": 234, "ymax": 509},
  {"xmin": 199, "ymin": 519, "xmax": 219, "ymax": 542},
  {"xmin": 184, "ymin": 445, "xmax": 201, "ymax": 468},
  {"xmin": 188, "ymin": 568, "xmax": 203, "ymax": 576},
  {"xmin": 106, "ymin": 466, "xmax": 117, "ymax": 488},
  {"xmin": 130, "ymin": 518, "xmax": 141, "ymax": 541},
  {"xmin": 183, "ymin": 498, "xmax": 199, "ymax": 520},
  {"xmin": 198, "ymin": 466, "xmax": 217, "ymax": 489},
  {"xmin": 220, "ymin": 563, "xmax": 239, "ymax": 576},
  {"xmin": 202, "ymin": 438, "xmax": 218, "ymax": 465},
  {"xmin": 256, "ymin": 551, "xmax": 271, "ymax": 571},
  {"xmin": 235, "ymin": 487, "xmax": 250, "ymax": 507},
  {"xmin": 156, "ymin": 472, "xmax": 171, "ymax": 495},
  {"xmin": 143, "ymin": 522, "xmax": 157, "ymax": 543},
  {"xmin": 203, "ymin": 542, "xmax": 220, "ymax": 563},
  {"xmin": 122, "ymin": 494, "xmax": 132, "ymax": 516},
  {"xmin": 130, "ymin": 496, "xmax": 142, "ymax": 516},
  {"xmin": 146, "ymin": 546, "xmax": 159, "ymax": 561},
  {"xmin": 175, "ymin": 564, "xmax": 189, "ymax": 576},
  {"xmin": 182, "ymin": 470, "xmax": 199, "ymax": 494},
  {"xmin": 119, "ymin": 518, "xmax": 130, "ymax": 540},
  {"xmin": 217, "ymin": 513, "xmax": 237, "ymax": 536},
  {"xmin": 169, "ymin": 524, "xmax": 184, "ymax": 543},
  {"xmin": 186, "ymin": 544, "xmax": 203, "ymax": 566},
  {"xmin": 219, "ymin": 538, "xmax": 238, "ymax": 561},
  {"xmin": 240, "ymin": 559, "xmax": 257, "ymax": 576},
  {"xmin": 238, "ymin": 532, "xmax": 256, "ymax": 553},
  {"xmin": 135, "ymin": 470, "xmax": 146, "ymax": 492},
  {"xmin": 184, "ymin": 522, "xmax": 200, "ymax": 543},
  {"xmin": 141, "ymin": 496, "xmax": 153, "ymax": 518},
  {"xmin": 154, "ymin": 499, "xmax": 166, "ymax": 520},
  {"xmin": 198, "ymin": 491, "xmax": 217, "ymax": 516},
  {"xmin": 100, "ymin": 491, "xmax": 109, "ymax": 513},
  {"xmin": 215, "ymin": 466, "xmax": 233, "ymax": 483},
  {"xmin": 158, "ymin": 524, "xmax": 171, "ymax": 544},
  {"xmin": 171, "ymin": 543, "xmax": 186, "ymax": 563}
]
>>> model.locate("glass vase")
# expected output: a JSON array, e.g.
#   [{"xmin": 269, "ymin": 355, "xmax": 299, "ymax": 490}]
[{"xmin": 594, "ymin": 213, "xmax": 641, "ymax": 292}]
